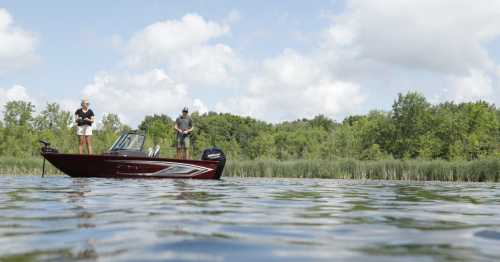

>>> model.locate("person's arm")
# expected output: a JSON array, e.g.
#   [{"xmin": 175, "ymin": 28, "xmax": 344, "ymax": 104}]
[
  {"xmin": 174, "ymin": 120, "xmax": 182, "ymax": 133},
  {"xmin": 84, "ymin": 110, "xmax": 95, "ymax": 124},
  {"xmin": 75, "ymin": 110, "xmax": 81, "ymax": 124},
  {"xmin": 186, "ymin": 118, "xmax": 193, "ymax": 133},
  {"xmin": 83, "ymin": 116, "xmax": 94, "ymax": 123},
  {"xmin": 90, "ymin": 110, "xmax": 95, "ymax": 123}
]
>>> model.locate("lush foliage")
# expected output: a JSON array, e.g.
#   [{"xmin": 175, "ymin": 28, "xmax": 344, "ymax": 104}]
[{"xmin": 1, "ymin": 92, "xmax": 499, "ymax": 162}]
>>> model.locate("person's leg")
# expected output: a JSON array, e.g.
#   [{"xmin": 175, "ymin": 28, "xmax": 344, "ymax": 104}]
[
  {"xmin": 176, "ymin": 148, "xmax": 181, "ymax": 159},
  {"xmin": 85, "ymin": 136, "xmax": 93, "ymax": 155},
  {"xmin": 79, "ymin": 135, "xmax": 85, "ymax": 154},
  {"xmin": 185, "ymin": 137, "xmax": 190, "ymax": 160},
  {"xmin": 176, "ymin": 136, "xmax": 182, "ymax": 159}
]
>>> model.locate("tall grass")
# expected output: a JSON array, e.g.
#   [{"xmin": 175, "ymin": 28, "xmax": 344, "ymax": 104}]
[
  {"xmin": 0, "ymin": 157, "xmax": 62, "ymax": 176},
  {"xmin": 225, "ymin": 159, "xmax": 500, "ymax": 182}
]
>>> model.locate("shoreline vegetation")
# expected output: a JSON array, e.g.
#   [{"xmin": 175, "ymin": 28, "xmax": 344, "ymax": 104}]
[
  {"xmin": 2, "ymin": 157, "xmax": 499, "ymax": 182},
  {"xmin": 1, "ymin": 91, "xmax": 500, "ymax": 181},
  {"xmin": 226, "ymin": 159, "xmax": 500, "ymax": 182}
]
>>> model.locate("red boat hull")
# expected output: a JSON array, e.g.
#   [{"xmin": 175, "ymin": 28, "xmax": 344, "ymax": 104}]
[{"xmin": 42, "ymin": 153, "xmax": 223, "ymax": 179}]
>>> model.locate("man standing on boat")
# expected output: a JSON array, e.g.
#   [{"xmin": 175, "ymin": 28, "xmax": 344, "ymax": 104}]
[
  {"xmin": 75, "ymin": 99, "xmax": 95, "ymax": 154},
  {"xmin": 174, "ymin": 107, "xmax": 193, "ymax": 160}
]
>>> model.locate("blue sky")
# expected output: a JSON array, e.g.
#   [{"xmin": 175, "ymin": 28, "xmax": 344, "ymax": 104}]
[{"xmin": 1, "ymin": 1, "xmax": 500, "ymax": 126}]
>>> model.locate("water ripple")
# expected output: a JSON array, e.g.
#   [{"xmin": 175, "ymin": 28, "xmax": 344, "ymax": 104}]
[{"xmin": 0, "ymin": 176, "xmax": 499, "ymax": 261}]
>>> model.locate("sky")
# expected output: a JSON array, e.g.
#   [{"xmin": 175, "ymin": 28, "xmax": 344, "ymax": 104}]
[{"xmin": 1, "ymin": 0, "xmax": 500, "ymax": 127}]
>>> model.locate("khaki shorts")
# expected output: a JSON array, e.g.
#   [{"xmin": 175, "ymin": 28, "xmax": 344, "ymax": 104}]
[
  {"xmin": 177, "ymin": 135, "xmax": 190, "ymax": 149},
  {"xmin": 77, "ymin": 125, "xmax": 92, "ymax": 136}
]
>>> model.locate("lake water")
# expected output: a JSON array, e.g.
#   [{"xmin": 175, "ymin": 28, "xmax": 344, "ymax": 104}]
[{"xmin": 1, "ymin": 176, "xmax": 499, "ymax": 261}]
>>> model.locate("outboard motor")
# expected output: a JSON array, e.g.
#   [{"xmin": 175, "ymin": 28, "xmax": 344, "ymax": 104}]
[{"xmin": 201, "ymin": 148, "xmax": 226, "ymax": 179}]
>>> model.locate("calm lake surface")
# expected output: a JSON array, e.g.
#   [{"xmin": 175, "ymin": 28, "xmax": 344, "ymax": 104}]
[{"xmin": 1, "ymin": 176, "xmax": 499, "ymax": 261}]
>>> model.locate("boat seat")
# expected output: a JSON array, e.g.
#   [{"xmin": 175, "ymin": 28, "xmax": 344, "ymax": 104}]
[
  {"xmin": 147, "ymin": 147, "xmax": 153, "ymax": 157},
  {"xmin": 152, "ymin": 145, "xmax": 160, "ymax": 158}
]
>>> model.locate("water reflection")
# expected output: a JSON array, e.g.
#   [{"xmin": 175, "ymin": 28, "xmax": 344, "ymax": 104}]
[
  {"xmin": 394, "ymin": 186, "xmax": 481, "ymax": 204},
  {"xmin": 358, "ymin": 243, "xmax": 479, "ymax": 261},
  {"xmin": 0, "ymin": 177, "xmax": 499, "ymax": 261}
]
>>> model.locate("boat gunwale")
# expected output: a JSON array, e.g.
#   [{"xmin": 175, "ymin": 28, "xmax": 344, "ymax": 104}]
[{"xmin": 41, "ymin": 152, "xmax": 221, "ymax": 165}]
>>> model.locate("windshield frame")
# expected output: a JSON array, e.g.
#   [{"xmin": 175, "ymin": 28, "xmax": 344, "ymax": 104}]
[{"xmin": 108, "ymin": 132, "xmax": 145, "ymax": 152}]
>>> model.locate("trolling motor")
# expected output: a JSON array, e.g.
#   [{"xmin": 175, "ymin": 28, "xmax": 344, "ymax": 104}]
[{"xmin": 39, "ymin": 140, "xmax": 58, "ymax": 177}]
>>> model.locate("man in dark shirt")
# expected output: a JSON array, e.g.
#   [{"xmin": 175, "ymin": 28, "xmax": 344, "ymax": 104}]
[{"xmin": 174, "ymin": 107, "xmax": 193, "ymax": 159}]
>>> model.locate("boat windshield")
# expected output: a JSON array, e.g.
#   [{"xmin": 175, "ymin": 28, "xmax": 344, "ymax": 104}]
[{"xmin": 109, "ymin": 133, "xmax": 145, "ymax": 152}]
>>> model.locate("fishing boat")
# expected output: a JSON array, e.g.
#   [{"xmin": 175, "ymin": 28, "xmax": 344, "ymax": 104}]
[{"xmin": 39, "ymin": 130, "xmax": 225, "ymax": 179}]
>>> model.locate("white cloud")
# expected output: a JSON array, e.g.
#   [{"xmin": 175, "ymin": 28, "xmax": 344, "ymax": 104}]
[
  {"xmin": 192, "ymin": 98, "xmax": 208, "ymax": 114},
  {"xmin": 127, "ymin": 14, "xmax": 229, "ymax": 65},
  {"xmin": 448, "ymin": 69, "xmax": 493, "ymax": 102},
  {"xmin": 167, "ymin": 43, "xmax": 242, "ymax": 87},
  {"xmin": 0, "ymin": 9, "xmax": 38, "ymax": 73},
  {"xmin": 327, "ymin": 0, "xmax": 500, "ymax": 75},
  {"xmin": 262, "ymin": 49, "xmax": 321, "ymax": 87},
  {"xmin": 125, "ymin": 13, "xmax": 241, "ymax": 88},
  {"xmin": 0, "ymin": 85, "xmax": 34, "ymax": 119},
  {"xmin": 0, "ymin": 85, "xmax": 31, "ymax": 104},
  {"xmin": 78, "ymin": 13, "xmax": 242, "ymax": 126},
  {"xmin": 82, "ymin": 69, "xmax": 205, "ymax": 126},
  {"xmin": 216, "ymin": 49, "xmax": 364, "ymax": 121},
  {"xmin": 104, "ymin": 13, "xmax": 366, "ymax": 123},
  {"xmin": 317, "ymin": 0, "xmax": 500, "ymax": 107}
]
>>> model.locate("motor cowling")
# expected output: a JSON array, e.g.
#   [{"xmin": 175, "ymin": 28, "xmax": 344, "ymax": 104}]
[{"xmin": 201, "ymin": 148, "xmax": 226, "ymax": 179}]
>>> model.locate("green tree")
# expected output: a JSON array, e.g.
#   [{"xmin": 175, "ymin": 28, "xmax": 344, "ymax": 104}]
[
  {"xmin": 92, "ymin": 113, "xmax": 130, "ymax": 154},
  {"xmin": 101, "ymin": 113, "xmax": 128, "ymax": 133},
  {"xmin": 34, "ymin": 103, "xmax": 72, "ymax": 131},
  {"xmin": 3, "ymin": 101, "xmax": 35, "ymax": 127},
  {"xmin": 331, "ymin": 124, "xmax": 359, "ymax": 159},
  {"xmin": 308, "ymin": 114, "xmax": 337, "ymax": 131},
  {"xmin": 348, "ymin": 111, "xmax": 393, "ymax": 158},
  {"xmin": 459, "ymin": 101, "xmax": 499, "ymax": 160},
  {"xmin": 35, "ymin": 103, "xmax": 75, "ymax": 154},
  {"xmin": 247, "ymin": 132, "xmax": 275, "ymax": 159},
  {"xmin": 0, "ymin": 101, "xmax": 36, "ymax": 157},
  {"xmin": 390, "ymin": 92, "xmax": 432, "ymax": 159},
  {"xmin": 138, "ymin": 114, "xmax": 175, "ymax": 157}
]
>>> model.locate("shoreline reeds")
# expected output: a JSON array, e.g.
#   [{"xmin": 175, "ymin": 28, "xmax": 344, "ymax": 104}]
[
  {"xmin": 0, "ymin": 157, "xmax": 62, "ymax": 176},
  {"xmin": 225, "ymin": 159, "xmax": 500, "ymax": 182}
]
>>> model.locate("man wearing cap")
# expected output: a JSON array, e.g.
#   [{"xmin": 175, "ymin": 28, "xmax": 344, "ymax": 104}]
[
  {"xmin": 174, "ymin": 107, "xmax": 193, "ymax": 159},
  {"xmin": 75, "ymin": 99, "xmax": 95, "ymax": 154}
]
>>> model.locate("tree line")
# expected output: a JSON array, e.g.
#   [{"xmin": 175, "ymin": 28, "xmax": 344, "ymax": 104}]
[{"xmin": 0, "ymin": 92, "xmax": 499, "ymax": 161}]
